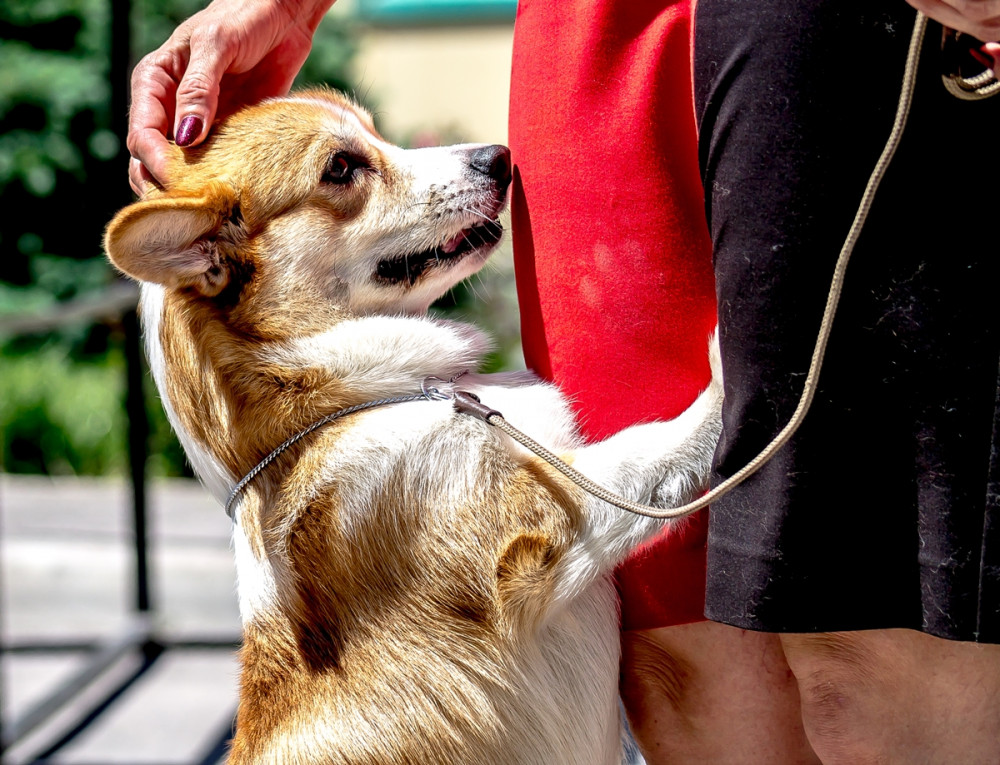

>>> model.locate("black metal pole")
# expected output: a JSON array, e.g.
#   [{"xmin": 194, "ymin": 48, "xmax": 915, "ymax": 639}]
[
  {"xmin": 110, "ymin": 0, "xmax": 152, "ymax": 617},
  {"xmin": 123, "ymin": 309, "xmax": 152, "ymax": 614}
]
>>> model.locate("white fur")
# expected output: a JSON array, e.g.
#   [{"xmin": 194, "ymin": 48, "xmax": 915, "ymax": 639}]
[
  {"xmin": 141, "ymin": 283, "xmax": 235, "ymax": 504},
  {"xmin": 232, "ymin": 514, "xmax": 280, "ymax": 619},
  {"xmin": 263, "ymin": 315, "xmax": 491, "ymax": 394}
]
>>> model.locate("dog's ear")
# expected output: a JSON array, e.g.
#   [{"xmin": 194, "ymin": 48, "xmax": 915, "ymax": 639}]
[
  {"xmin": 104, "ymin": 181, "xmax": 239, "ymax": 297},
  {"xmin": 496, "ymin": 532, "xmax": 560, "ymax": 632}
]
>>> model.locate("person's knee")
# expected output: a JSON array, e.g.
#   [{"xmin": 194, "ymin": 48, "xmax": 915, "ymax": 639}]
[
  {"xmin": 622, "ymin": 624, "xmax": 820, "ymax": 764},
  {"xmin": 780, "ymin": 632, "xmax": 890, "ymax": 760},
  {"xmin": 782, "ymin": 629, "xmax": 1000, "ymax": 763},
  {"xmin": 620, "ymin": 629, "xmax": 694, "ymax": 718}
]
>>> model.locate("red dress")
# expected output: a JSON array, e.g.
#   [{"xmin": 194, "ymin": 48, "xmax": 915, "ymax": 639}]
[{"xmin": 508, "ymin": 0, "xmax": 717, "ymax": 629}]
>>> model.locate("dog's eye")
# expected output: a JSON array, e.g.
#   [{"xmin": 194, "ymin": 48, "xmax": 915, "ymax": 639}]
[{"xmin": 322, "ymin": 153, "xmax": 363, "ymax": 185}]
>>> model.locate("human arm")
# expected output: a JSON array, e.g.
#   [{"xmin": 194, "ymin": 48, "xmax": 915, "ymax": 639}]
[{"xmin": 127, "ymin": 0, "xmax": 336, "ymax": 193}]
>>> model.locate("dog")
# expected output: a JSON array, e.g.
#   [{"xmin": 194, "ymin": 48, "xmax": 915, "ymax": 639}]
[{"xmin": 105, "ymin": 88, "xmax": 722, "ymax": 764}]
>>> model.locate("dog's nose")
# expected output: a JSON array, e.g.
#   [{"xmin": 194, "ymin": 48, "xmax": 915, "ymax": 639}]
[{"xmin": 469, "ymin": 145, "xmax": 512, "ymax": 188}]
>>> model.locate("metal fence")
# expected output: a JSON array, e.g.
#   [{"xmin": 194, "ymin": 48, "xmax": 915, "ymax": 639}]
[{"xmin": 0, "ymin": 287, "xmax": 240, "ymax": 764}]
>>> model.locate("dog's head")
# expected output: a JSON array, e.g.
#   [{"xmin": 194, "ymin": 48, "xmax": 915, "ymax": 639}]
[{"xmin": 105, "ymin": 89, "xmax": 511, "ymax": 323}]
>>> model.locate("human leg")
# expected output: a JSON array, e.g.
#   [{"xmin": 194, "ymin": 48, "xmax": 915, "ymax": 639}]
[
  {"xmin": 781, "ymin": 629, "xmax": 1000, "ymax": 765},
  {"xmin": 621, "ymin": 621, "xmax": 819, "ymax": 764},
  {"xmin": 696, "ymin": 3, "xmax": 1000, "ymax": 762},
  {"xmin": 508, "ymin": 4, "xmax": 816, "ymax": 760}
]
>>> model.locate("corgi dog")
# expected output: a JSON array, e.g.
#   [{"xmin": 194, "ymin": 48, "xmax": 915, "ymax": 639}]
[{"xmin": 105, "ymin": 89, "xmax": 722, "ymax": 765}]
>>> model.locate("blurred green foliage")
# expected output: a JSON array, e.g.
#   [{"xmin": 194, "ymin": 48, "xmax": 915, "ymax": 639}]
[
  {"xmin": 1, "ymin": 346, "xmax": 125, "ymax": 474},
  {"xmin": 0, "ymin": 0, "xmax": 358, "ymax": 476}
]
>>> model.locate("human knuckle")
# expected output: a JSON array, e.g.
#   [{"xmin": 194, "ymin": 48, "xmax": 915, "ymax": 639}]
[
  {"xmin": 982, "ymin": 15, "xmax": 1000, "ymax": 34},
  {"xmin": 177, "ymin": 70, "xmax": 219, "ymax": 100},
  {"xmin": 131, "ymin": 58, "xmax": 155, "ymax": 86},
  {"xmin": 135, "ymin": 48, "xmax": 167, "ymax": 75},
  {"xmin": 132, "ymin": 48, "xmax": 184, "ymax": 93},
  {"xmin": 126, "ymin": 129, "xmax": 156, "ymax": 160}
]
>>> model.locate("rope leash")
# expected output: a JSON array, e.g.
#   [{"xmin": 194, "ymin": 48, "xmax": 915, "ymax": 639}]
[
  {"xmin": 944, "ymin": 67, "xmax": 1000, "ymax": 99},
  {"xmin": 449, "ymin": 390, "xmax": 710, "ymax": 519},
  {"xmin": 445, "ymin": 11, "xmax": 932, "ymax": 520},
  {"xmin": 228, "ymin": 12, "xmax": 981, "ymax": 522}
]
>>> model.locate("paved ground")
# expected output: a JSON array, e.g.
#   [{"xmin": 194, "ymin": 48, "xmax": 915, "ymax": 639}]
[
  {"xmin": 1, "ymin": 472, "xmax": 646, "ymax": 765},
  {"xmin": 1, "ymin": 474, "xmax": 241, "ymax": 764}
]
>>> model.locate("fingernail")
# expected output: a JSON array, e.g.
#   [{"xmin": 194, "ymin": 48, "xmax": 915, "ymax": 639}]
[{"xmin": 176, "ymin": 115, "xmax": 203, "ymax": 147}]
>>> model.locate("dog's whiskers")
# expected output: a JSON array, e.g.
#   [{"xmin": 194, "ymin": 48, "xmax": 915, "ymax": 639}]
[
  {"xmin": 467, "ymin": 272, "xmax": 488, "ymax": 302},
  {"xmin": 460, "ymin": 206, "xmax": 495, "ymax": 224}
]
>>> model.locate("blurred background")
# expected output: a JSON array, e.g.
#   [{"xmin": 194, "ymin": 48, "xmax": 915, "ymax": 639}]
[{"xmin": 0, "ymin": 1, "xmax": 519, "ymax": 761}]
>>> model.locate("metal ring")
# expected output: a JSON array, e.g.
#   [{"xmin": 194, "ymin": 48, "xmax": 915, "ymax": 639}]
[{"xmin": 421, "ymin": 376, "xmax": 453, "ymax": 400}]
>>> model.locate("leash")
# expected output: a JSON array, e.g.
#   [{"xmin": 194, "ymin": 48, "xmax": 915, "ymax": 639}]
[
  {"xmin": 223, "ymin": 375, "xmax": 473, "ymax": 519},
  {"xmin": 443, "ymin": 10, "xmax": 935, "ymax": 521},
  {"xmin": 227, "ymin": 12, "xmax": 985, "ymax": 523},
  {"xmin": 443, "ymin": 10, "xmax": 933, "ymax": 520}
]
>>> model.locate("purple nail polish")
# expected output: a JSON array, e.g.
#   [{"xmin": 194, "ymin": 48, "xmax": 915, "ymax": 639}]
[{"xmin": 176, "ymin": 115, "xmax": 203, "ymax": 147}]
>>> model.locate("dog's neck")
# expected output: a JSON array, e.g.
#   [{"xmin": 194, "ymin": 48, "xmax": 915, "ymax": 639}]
[{"xmin": 140, "ymin": 283, "xmax": 490, "ymax": 503}]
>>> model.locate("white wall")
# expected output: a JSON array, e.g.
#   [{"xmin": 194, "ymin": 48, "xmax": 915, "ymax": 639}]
[{"xmin": 329, "ymin": 0, "xmax": 514, "ymax": 145}]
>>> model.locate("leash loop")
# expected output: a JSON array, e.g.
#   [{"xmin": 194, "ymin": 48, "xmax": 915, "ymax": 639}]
[{"xmin": 941, "ymin": 25, "xmax": 1000, "ymax": 100}]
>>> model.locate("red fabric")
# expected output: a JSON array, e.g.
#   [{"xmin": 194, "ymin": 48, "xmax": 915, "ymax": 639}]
[{"xmin": 508, "ymin": 0, "xmax": 717, "ymax": 630}]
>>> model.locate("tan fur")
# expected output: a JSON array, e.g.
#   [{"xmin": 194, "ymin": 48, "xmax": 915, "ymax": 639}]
[{"xmin": 105, "ymin": 89, "xmax": 723, "ymax": 764}]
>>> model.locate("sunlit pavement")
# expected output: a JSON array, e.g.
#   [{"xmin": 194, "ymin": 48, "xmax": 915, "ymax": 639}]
[
  {"xmin": 1, "ymin": 474, "xmax": 647, "ymax": 765},
  {"xmin": 1, "ymin": 475, "xmax": 239, "ymax": 764}
]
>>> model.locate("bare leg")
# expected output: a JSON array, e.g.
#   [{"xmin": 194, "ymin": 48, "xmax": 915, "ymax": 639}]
[
  {"xmin": 621, "ymin": 621, "xmax": 819, "ymax": 764},
  {"xmin": 780, "ymin": 629, "xmax": 1000, "ymax": 765}
]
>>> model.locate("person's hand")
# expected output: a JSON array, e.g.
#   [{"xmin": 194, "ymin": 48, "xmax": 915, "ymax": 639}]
[
  {"xmin": 127, "ymin": 0, "xmax": 336, "ymax": 194},
  {"xmin": 905, "ymin": 1, "xmax": 1000, "ymax": 67}
]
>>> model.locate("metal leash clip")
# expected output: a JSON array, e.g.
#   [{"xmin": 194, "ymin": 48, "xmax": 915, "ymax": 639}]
[
  {"xmin": 421, "ymin": 374, "xmax": 503, "ymax": 422},
  {"xmin": 420, "ymin": 370, "xmax": 471, "ymax": 402},
  {"xmin": 420, "ymin": 376, "xmax": 453, "ymax": 401}
]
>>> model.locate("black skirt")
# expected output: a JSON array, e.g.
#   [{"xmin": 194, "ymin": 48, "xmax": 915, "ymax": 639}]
[{"xmin": 695, "ymin": 0, "xmax": 1000, "ymax": 642}]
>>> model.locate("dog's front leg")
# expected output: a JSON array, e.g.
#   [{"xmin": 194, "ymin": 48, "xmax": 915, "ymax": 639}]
[{"xmin": 551, "ymin": 342, "xmax": 723, "ymax": 606}]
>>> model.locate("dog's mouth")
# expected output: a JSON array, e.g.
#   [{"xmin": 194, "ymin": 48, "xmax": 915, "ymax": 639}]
[{"xmin": 375, "ymin": 220, "xmax": 503, "ymax": 286}]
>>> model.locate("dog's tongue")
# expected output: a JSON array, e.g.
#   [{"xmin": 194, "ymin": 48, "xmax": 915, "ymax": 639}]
[{"xmin": 441, "ymin": 230, "xmax": 467, "ymax": 254}]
